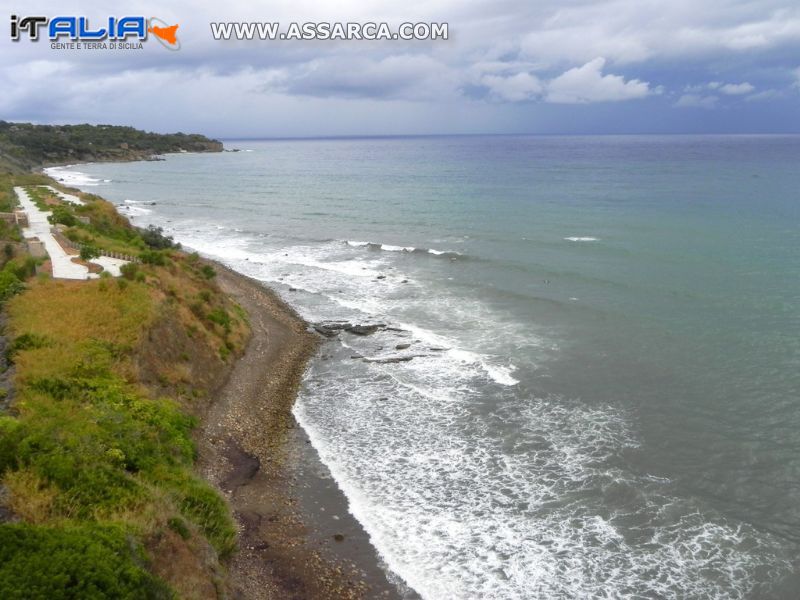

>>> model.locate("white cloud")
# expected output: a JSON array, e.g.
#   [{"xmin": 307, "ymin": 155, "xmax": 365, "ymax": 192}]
[
  {"xmin": 544, "ymin": 58, "xmax": 653, "ymax": 104},
  {"xmin": 481, "ymin": 72, "xmax": 543, "ymax": 101},
  {"xmin": 718, "ymin": 82, "xmax": 755, "ymax": 95},
  {"xmin": 674, "ymin": 93, "xmax": 718, "ymax": 108},
  {"xmin": 744, "ymin": 89, "xmax": 781, "ymax": 101}
]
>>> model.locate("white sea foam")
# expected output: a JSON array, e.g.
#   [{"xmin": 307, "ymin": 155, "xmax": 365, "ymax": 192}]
[
  {"xmin": 295, "ymin": 379, "xmax": 789, "ymax": 600},
  {"xmin": 447, "ymin": 349, "xmax": 519, "ymax": 386},
  {"xmin": 64, "ymin": 177, "xmax": 792, "ymax": 600},
  {"xmin": 119, "ymin": 200, "xmax": 153, "ymax": 216},
  {"xmin": 344, "ymin": 240, "xmax": 462, "ymax": 257},
  {"xmin": 564, "ymin": 236, "xmax": 599, "ymax": 242},
  {"xmin": 43, "ymin": 166, "xmax": 106, "ymax": 187}
]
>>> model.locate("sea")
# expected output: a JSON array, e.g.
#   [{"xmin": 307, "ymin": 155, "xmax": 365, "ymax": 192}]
[{"xmin": 49, "ymin": 135, "xmax": 800, "ymax": 599}]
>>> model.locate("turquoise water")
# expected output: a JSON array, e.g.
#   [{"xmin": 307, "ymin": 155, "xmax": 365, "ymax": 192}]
[{"xmin": 55, "ymin": 135, "xmax": 800, "ymax": 598}]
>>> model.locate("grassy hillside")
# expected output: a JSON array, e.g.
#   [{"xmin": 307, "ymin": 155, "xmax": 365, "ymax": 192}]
[
  {"xmin": 0, "ymin": 122, "xmax": 223, "ymax": 173},
  {"xmin": 0, "ymin": 173, "xmax": 250, "ymax": 598}
]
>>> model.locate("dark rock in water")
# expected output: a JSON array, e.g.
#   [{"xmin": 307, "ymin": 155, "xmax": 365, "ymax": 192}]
[
  {"xmin": 365, "ymin": 355, "xmax": 414, "ymax": 364},
  {"xmin": 377, "ymin": 397, "xmax": 388, "ymax": 401},
  {"xmin": 429, "ymin": 347, "xmax": 447, "ymax": 351},
  {"xmin": 346, "ymin": 324, "xmax": 380, "ymax": 336},
  {"xmin": 350, "ymin": 354, "xmax": 364, "ymax": 359},
  {"xmin": 376, "ymin": 275, "xmax": 386, "ymax": 280},
  {"xmin": 288, "ymin": 287, "xmax": 298, "ymax": 292},
  {"xmin": 314, "ymin": 325, "xmax": 339, "ymax": 337},
  {"xmin": 401, "ymin": 279, "xmax": 409, "ymax": 283},
  {"xmin": 385, "ymin": 326, "xmax": 406, "ymax": 332},
  {"xmin": 395, "ymin": 343, "xmax": 411, "ymax": 350}
]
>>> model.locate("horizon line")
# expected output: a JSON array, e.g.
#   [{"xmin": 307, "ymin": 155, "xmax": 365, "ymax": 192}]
[{"xmin": 219, "ymin": 131, "xmax": 800, "ymax": 142}]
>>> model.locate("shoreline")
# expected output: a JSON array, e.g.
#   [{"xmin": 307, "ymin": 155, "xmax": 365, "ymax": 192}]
[
  {"xmin": 194, "ymin": 263, "xmax": 403, "ymax": 599},
  {"xmin": 38, "ymin": 163, "xmax": 406, "ymax": 598}
]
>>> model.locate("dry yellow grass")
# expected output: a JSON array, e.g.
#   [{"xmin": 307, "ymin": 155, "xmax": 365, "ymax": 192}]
[
  {"xmin": 3, "ymin": 469, "xmax": 58, "ymax": 524},
  {"xmin": 7, "ymin": 278, "xmax": 156, "ymax": 384}
]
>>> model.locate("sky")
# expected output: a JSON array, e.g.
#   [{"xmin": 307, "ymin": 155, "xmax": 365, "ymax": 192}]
[{"xmin": 1, "ymin": 0, "xmax": 799, "ymax": 137}]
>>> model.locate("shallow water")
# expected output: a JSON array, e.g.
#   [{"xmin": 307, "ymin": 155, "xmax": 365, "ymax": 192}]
[{"xmin": 56, "ymin": 134, "xmax": 800, "ymax": 598}]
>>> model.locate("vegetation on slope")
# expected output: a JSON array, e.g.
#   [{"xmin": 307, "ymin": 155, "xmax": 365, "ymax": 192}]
[
  {"xmin": 0, "ymin": 122, "xmax": 223, "ymax": 173},
  {"xmin": 0, "ymin": 172, "xmax": 250, "ymax": 598}
]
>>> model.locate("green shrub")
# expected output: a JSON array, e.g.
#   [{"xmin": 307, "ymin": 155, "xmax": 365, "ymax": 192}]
[
  {"xmin": 0, "ymin": 269, "xmax": 24, "ymax": 302},
  {"xmin": 6, "ymin": 332, "xmax": 50, "ymax": 362},
  {"xmin": 140, "ymin": 225, "xmax": 178, "ymax": 250},
  {"xmin": 120, "ymin": 262, "xmax": 139, "ymax": 280},
  {"xmin": 140, "ymin": 250, "xmax": 167, "ymax": 266},
  {"xmin": 0, "ymin": 524, "xmax": 173, "ymax": 600},
  {"xmin": 165, "ymin": 472, "xmax": 236, "ymax": 558},
  {"xmin": 200, "ymin": 265, "xmax": 216, "ymax": 279},
  {"xmin": 47, "ymin": 206, "xmax": 77, "ymax": 227},
  {"xmin": 5, "ymin": 373, "xmax": 197, "ymax": 518},
  {"xmin": 79, "ymin": 246, "xmax": 100, "ymax": 261},
  {"xmin": 4, "ymin": 255, "xmax": 37, "ymax": 281},
  {"xmin": 206, "ymin": 308, "xmax": 231, "ymax": 333},
  {"xmin": 0, "ymin": 416, "xmax": 25, "ymax": 472}
]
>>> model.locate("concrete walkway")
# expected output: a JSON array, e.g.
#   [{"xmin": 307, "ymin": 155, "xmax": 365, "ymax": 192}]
[
  {"xmin": 14, "ymin": 186, "xmax": 90, "ymax": 280},
  {"xmin": 89, "ymin": 256, "xmax": 129, "ymax": 277}
]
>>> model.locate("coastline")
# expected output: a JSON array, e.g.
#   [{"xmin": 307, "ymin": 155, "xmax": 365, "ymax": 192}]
[
  {"xmin": 36, "ymin": 161, "xmax": 405, "ymax": 598},
  {"xmin": 192, "ymin": 264, "xmax": 403, "ymax": 599}
]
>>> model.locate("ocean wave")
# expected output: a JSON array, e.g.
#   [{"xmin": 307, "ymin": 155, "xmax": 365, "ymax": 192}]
[
  {"xmin": 118, "ymin": 200, "xmax": 153, "ymax": 216},
  {"xmin": 345, "ymin": 240, "xmax": 463, "ymax": 258},
  {"xmin": 43, "ymin": 166, "xmax": 106, "ymax": 187},
  {"xmin": 295, "ymin": 375, "xmax": 789, "ymax": 600},
  {"xmin": 564, "ymin": 236, "xmax": 600, "ymax": 242}
]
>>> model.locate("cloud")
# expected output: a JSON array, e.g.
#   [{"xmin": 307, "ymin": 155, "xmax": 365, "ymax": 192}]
[
  {"xmin": 718, "ymin": 82, "xmax": 755, "ymax": 95},
  {"xmin": 279, "ymin": 54, "xmax": 457, "ymax": 101},
  {"xmin": 544, "ymin": 58, "xmax": 654, "ymax": 104},
  {"xmin": 2, "ymin": 0, "xmax": 800, "ymax": 134},
  {"xmin": 674, "ymin": 94, "xmax": 718, "ymax": 108},
  {"xmin": 744, "ymin": 89, "xmax": 781, "ymax": 101},
  {"xmin": 481, "ymin": 72, "xmax": 544, "ymax": 101}
]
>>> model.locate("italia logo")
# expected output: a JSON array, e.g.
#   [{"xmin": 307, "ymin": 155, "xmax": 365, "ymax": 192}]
[{"xmin": 10, "ymin": 15, "xmax": 180, "ymax": 50}]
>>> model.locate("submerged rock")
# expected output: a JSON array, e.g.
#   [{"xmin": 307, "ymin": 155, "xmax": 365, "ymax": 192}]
[
  {"xmin": 364, "ymin": 355, "xmax": 415, "ymax": 364},
  {"xmin": 313, "ymin": 325, "xmax": 339, "ymax": 337},
  {"xmin": 395, "ymin": 343, "xmax": 411, "ymax": 350},
  {"xmin": 346, "ymin": 324, "xmax": 380, "ymax": 336}
]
